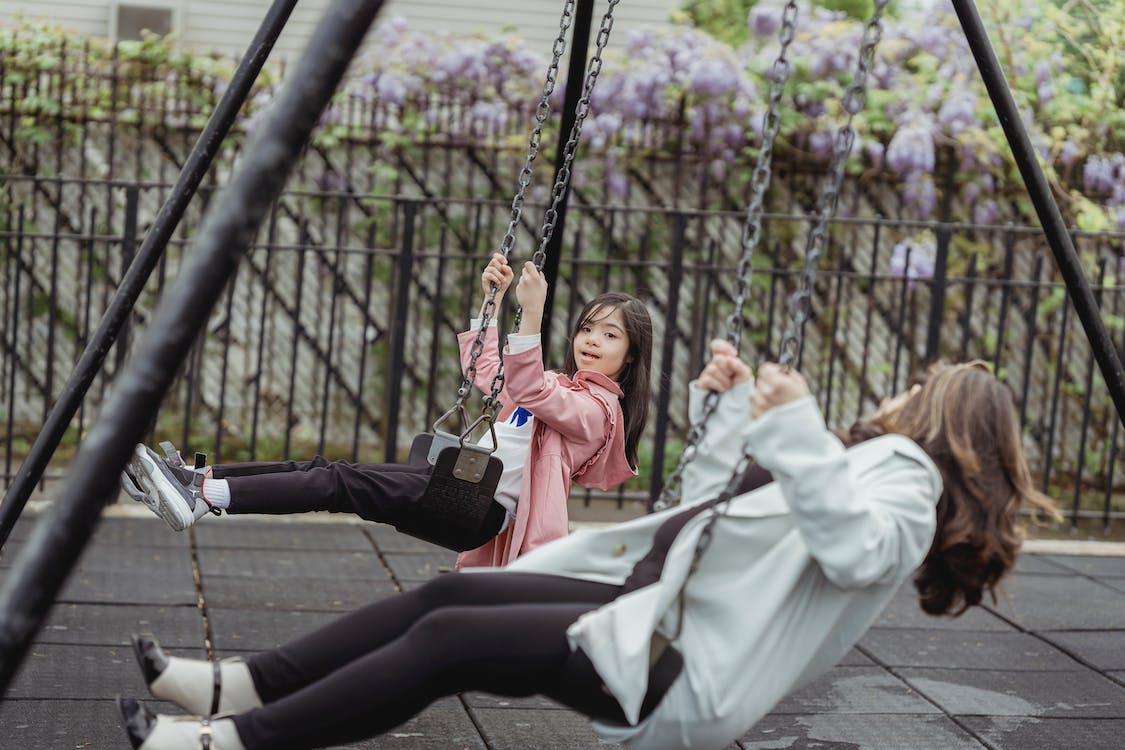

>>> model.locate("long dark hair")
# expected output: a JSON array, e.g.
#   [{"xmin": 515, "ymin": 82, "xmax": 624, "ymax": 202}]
[
  {"xmin": 842, "ymin": 362, "xmax": 1058, "ymax": 616},
  {"xmin": 561, "ymin": 293, "xmax": 653, "ymax": 469}
]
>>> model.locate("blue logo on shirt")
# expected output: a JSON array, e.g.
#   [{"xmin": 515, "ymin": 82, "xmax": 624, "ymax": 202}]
[{"xmin": 508, "ymin": 406, "xmax": 532, "ymax": 427}]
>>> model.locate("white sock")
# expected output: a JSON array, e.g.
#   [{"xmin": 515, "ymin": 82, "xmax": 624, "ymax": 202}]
[
  {"xmin": 141, "ymin": 715, "xmax": 245, "ymax": 750},
  {"xmin": 202, "ymin": 478, "xmax": 231, "ymax": 509},
  {"xmin": 149, "ymin": 656, "xmax": 262, "ymax": 715}
]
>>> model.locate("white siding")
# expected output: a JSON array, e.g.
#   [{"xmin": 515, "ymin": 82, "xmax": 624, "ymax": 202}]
[
  {"xmin": 0, "ymin": 0, "xmax": 110, "ymax": 37},
  {"xmin": 0, "ymin": 0, "xmax": 681, "ymax": 65}
]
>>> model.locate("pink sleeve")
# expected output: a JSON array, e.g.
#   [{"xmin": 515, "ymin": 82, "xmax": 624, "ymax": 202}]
[
  {"xmin": 457, "ymin": 326, "xmax": 502, "ymax": 395},
  {"xmin": 502, "ymin": 346, "xmax": 612, "ymax": 443}
]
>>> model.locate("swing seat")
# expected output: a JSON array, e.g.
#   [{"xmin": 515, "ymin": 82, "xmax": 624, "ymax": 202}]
[{"xmin": 398, "ymin": 433, "xmax": 508, "ymax": 552}]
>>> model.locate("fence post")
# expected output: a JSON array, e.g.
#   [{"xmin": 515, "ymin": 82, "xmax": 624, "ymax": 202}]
[
  {"xmin": 114, "ymin": 186, "xmax": 139, "ymax": 376},
  {"xmin": 385, "ymin": 201, "xmax": 416, "ymax": 463},
  {"xmin": 648, "ymin": 214, "xmax": 686, "ymax": 507},
  {"xmin": 3, "ymin": 209, "xmax": 24, "ymax": 488},
  {"xmin": 924, "ymin": 226, "xmax": 951, "ymax": 362}
]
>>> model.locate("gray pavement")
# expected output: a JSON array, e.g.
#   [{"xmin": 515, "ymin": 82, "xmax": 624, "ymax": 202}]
[{"xmin": 1, "ymin": 507, "xmax": 1123, "ymax": 749}]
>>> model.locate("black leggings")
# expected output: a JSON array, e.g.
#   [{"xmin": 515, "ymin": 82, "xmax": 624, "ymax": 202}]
[
  {"xmin": 212, "ymin": 457, "xmax": 432, "ymax": 524},
  {"xmin": 234, "ymin": 572, "xmax": 680, "ymax": 750}
]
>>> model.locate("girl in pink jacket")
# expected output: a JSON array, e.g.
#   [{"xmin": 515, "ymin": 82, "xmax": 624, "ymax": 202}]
[
  {"xmin": 120, "ymin": 254, "xmax": 654, "ymax": 567},
  {"xmin": 456, "ymin": 254, "xmax": 653, "ymax": 567}
]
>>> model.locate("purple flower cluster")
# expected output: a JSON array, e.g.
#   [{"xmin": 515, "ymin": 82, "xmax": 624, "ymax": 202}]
[
  {"xmin": 1082, "ymin": 153, "xmax": 1125, "ymax": 231},
  {"xmin": 886, "ymin": 120, "xmax": 936, "ymax": 176},
  {"xmin": 339, "ymin": 16, "xmax": 548, "ymax": 138},
  {"xmin": 1083, "ymin": 153, "xmax": 1125, "ymax": 197},
  {"xmin": 239, "ymin": 4, "xmax": 1124, "ymax": 225},
  {"xmin": 889, "ymin": 237, "xmax": 937, "ymax": 287}
]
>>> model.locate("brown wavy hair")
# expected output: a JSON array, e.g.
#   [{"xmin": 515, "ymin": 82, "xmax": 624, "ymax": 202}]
[
  {"xmin": 561, "ymin": 293, "xmax": 653, "ymax": 470},
  {"xmin": 841, "ymin": 362, "xmax": 1058, "ymax": 616}
]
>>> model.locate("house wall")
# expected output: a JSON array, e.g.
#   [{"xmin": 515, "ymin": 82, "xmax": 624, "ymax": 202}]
[{"xmin": 0, "ymin": 0, "xmax": 682, "ymax": 64}]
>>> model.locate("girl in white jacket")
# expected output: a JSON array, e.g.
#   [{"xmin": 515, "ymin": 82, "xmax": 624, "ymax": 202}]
[{"xmin": 117, "ymin": 341, "xmax": 1056, "ymax": 750}]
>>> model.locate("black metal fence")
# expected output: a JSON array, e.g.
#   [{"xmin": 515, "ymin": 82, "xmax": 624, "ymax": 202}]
[{"xmin": 2, "ymin": 179, "xmax": 1123, "ymax": 526}]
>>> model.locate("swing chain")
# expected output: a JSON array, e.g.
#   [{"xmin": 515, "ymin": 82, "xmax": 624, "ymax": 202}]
[
  {"xmin": 727, "ymin": 0, "xmax": 798, "ymax": 350},
  {"xmin": 661, "ymin": 2, "xmax": 891, "ymax": 647},
  {"xmin": 654, "ymin": 0, "xmax": 799, "ymax": 512},
  {"xmin": 447, "ymin": 1, "xmax": 578, "ymax": 418},
  {"xmin": 532, "ymin": 0, "xmax": 620, "ymax": 270},
  {"xmin": 777, "ymin": 0, "xmax": 888, "ymax": 369},
  {"xmin": 495, "ymin": 0, "xmax": 577, "ymax": 264},
  {"xmin": 489, "ymin": 0, "xmax": 622, "ymax": 410}
]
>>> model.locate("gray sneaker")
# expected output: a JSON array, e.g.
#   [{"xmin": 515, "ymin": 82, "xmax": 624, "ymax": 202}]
[
  {"xmin": 124, "ymin": 444, "xmax": 217, "ymax": 531},
  {"xmin": 122, "ymin": 441, "xmax": 189, "ymax": 504}
]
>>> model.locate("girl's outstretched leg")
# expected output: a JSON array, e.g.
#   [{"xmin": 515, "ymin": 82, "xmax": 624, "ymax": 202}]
[
  {"xmin": 130, "ymin": 573, "xmax": 617, "ymax": 715},
  {"xmin": 124, "ymin": 445, "xmax": 434, "ymax": 530},
  {"xmin": 245, "ymin": 572, "xmax": 617, "ymax": 703},
  {"xmin": 234, "ymin": 601, "xmax": 600, "ymax": 750},
  {"xmin": 221, "ymin": 457, "xmax": 430, "ymax": 522}
]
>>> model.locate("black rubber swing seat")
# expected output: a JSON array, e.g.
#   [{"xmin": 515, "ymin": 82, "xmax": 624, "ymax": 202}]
[{"xmin": 399, "ymin": 432, "xmax": 507, "ymax": 552}]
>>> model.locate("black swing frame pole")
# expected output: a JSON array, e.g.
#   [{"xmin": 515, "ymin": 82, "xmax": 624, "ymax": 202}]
[
  {"xmin": 0, "ymin": 0, "xmax": 300, "ymax": 550},
  {"xmin": 0, "ymin": 0, "xmax": 386, "ymax": 695},
  {"xmin": 951, "ymin": 0, "xmax": 1125, "ymax": 428},
  {"xmin": 541, "ymin": 0, "xmax": 595, "ymax": 356}
]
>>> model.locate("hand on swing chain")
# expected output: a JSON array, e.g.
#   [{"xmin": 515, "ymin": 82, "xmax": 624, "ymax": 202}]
[
  {"xmin": 751, "ymin": 362, "xmax": 810, "ymax": 419},
  {"xmin": 480, "ymin": 253, "xmax": 514, "ymax": 301},
  {"xmin": 697, "ymin": 338, "xmax": 753, "ymax": 394},
  {"xmin": 515, "ymin": 261, "xmax": 548, "ymax": 317}
]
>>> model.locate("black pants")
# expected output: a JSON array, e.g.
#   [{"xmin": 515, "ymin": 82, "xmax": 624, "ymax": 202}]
[
  {"xmin": 233, "ymin": 572, "xmax": 682, "ymax": 750},
  {"xmin": 213, "ymin": 457, "xmax": 432, "ymax": 526}
]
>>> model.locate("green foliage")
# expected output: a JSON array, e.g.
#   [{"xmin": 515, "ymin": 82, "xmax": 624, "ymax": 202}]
[
  {"xmin": 1038, "ymin": 287, "xmax": 1067, "ymax": 316},
  {"xmin": 818, "ymin": 0, "xmax": 875, "ymax": 20},
  {"xmin": 6, "ymin": 5, "xmax": 1125, "ymax": 233},
  {"xmin": 678, "ymin": 0, "xmax": 757, "ymax": 46},
  {"xmin": 679, "ymin": 0, "xmax": 876, "ymax": 45}
]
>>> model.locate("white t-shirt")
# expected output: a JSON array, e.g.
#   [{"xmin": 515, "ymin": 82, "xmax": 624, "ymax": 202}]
[{"xmin": 469, "ymin": 321, "xmax": 538, "ymax": 529}]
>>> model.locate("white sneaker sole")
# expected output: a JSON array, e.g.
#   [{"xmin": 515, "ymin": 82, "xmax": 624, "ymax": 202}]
[
  {"xmin": 131, "ymin": 445, "xmax": 195, "ymax": 532},
  {"xmin": 120, "ymin": 466, "xmax": 149, "ymax": 504}
]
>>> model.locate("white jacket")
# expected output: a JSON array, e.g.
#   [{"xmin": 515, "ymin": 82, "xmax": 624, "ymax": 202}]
[{"xmin": 506, "ymin": 380, "xmax": 942, "ymax": 749}]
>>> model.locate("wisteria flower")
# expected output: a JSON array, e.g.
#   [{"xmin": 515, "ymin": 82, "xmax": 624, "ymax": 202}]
[
  {"xmin": 889, "ymin": 237, "xmax": 937, "ymax": 287},
  {"xmin": 886, "ymin": 121, "xmax": 936, "ymax": 176}
]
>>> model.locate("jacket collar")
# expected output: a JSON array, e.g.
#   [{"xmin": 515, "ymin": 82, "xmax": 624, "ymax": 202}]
[{"xmin": 564, "ymin": 368, "xmax": 624, "ymax": 398}]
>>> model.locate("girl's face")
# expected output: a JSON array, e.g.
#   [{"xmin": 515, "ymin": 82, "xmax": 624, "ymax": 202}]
[{"xmin": 573, "ymin": 305, "xmax": 632, "ymax": 381}]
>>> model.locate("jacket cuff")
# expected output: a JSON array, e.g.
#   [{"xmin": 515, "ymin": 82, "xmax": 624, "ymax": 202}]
[
  {"xmin": 687, "ymin": 379, "xmax": 752, "ymax": 426},
  {"xmin": 743, "ymin": 396, "xmax": 835, "ymax": 471},
  {"xmin": 506, "ymin": 333, "xmax": 541, "ymax": 354}
]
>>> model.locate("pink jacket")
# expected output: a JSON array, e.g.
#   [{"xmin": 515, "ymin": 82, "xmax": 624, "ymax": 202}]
[{"xmin": 454, "ymin": 326, "xmax": 636, "ymax": 569}]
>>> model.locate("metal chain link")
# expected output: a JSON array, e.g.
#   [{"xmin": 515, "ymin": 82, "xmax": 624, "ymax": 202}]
[
  {"xmin": 445, "ymin": 1, "xmax": 577, "ymax": 423},
  {"xmin": 660, "ymin": 1, "xmax": 890, "ymax": 643},
  {"xmin": 484, "ymin": 0, "xmax": 621, "ymax": 412},
  {"xmin": 653, "ymin": 0, "xmax": 799, "ymax": 512},
  {"xmin": 777, "ymin": 0, "xmax": 887, "ymax": 368}
]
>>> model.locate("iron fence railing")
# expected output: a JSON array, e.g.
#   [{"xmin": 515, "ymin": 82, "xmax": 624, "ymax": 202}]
[{"xmin": 1, "ymin": 183, "xmax": 1123, "ymax": 528}]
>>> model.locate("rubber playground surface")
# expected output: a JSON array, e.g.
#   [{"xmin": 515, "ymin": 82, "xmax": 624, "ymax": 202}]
[{"xmin": 1, "ymin": 504, "xmax": 1123, "ymax": 749}]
